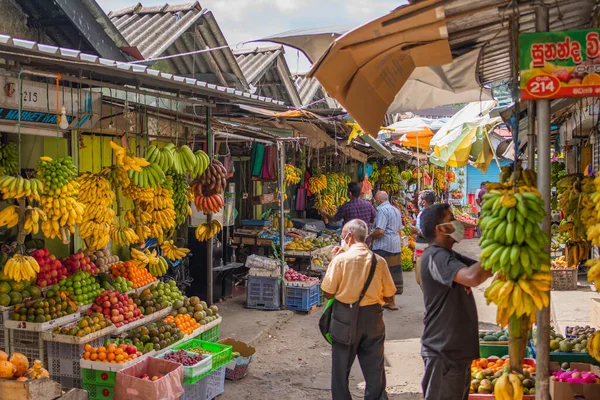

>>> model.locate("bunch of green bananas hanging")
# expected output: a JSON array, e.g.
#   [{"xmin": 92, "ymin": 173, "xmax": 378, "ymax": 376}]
[
  {"xmin": 587, "ymin": 331, "xmax": 600, "ymax": 361},
  {"xmin": 284, "ymin": 164, "xmax": 302, "ymax": 185},
  {"xmin": 0, "ymin": 175, "xmax": 44, "ymax": 202},
  {"xmin": 494, "ymin": 372, "xmax": 524, "ymax": 400},
  {"xmin": 172, "ymin": 173, "xmax": 193, "ymax": 227},
  {"xmin": 37, "ymin": 156, "xmax": 85, "ymax": 239},
  {"xmin": 0, "ymin": 142, "xmax": 19, "ymax": 175},
  {"xmin": 78, "ymin": 173, "xmax": 116, "ymax": 251},
  {"xmin": 368, "ymin": 162, "xmax": 379, "ymax": 186},
  {"xmin": 479, "ymin": 177, "xmax": 552, "ymax": 329},
  {"xmin": 479, "ymin": 187, "xmax": 550, "ymax": 278},
  {"xmin": 499, "ymin": 163, "xmax": 537, "ymax": 186},
  {"xmin": 379, "ymin": 165, "xmax": 400, "ymax": 193},
  {"xmin": 146, "ymin": 249, "xmax": 169, "ymax": 277}
]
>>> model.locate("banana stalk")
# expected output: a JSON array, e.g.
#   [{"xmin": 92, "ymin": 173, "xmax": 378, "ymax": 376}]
[{"xmin": 508, "ymin": 314, "xmax": 529, "ymax": 373}]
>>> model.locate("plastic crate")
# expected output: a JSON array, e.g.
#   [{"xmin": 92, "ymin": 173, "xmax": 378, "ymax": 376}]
[
  {"xmin": 48, "ymin": 356, "xmax": 81, "ymax": 378},
  {"xmin": 551, "ymin": 269, "xmax": 578, "ymax": 290},
  {"xmin": 173, "ymin": 340, "xmax": 232, "ymax": 384},
  {"xmin": 47, "ymin": 336, "xmax": 106, "ymax": 359},
  {"xmin": 182, "ymin": 366, "xmax": 226, "ymax": 400},
  {"xmin": 84, "ymin": 382, "xmax": 115, "ymax": 400},
  {"xmin": 199, "ymin": 325, "xmax": 220, "ymax": 343},
  {"xmin": 0, "ymin": 310, "xmax": 10, "ymax": 353},
  {"xmin": 565, "ymin": 326, "xmax": 596, "ymax": 340},
  {"xmin": 479, "ymin": 344, "xmax": 533, "ymax": 358},
  {"xmin": 9, "ymin": 329, "xmax": 46, "ymax": 366},
  {"xmin": 246, "ymin": 276, "xmax": 281, "ymax": 310},
  {"xmin": 285, "ymin": 285, "xmax": 319, "ymax": 311},
  {"xmin": 82, "ymin": 368, "xmax": 117, "ymax": 386},
  {"xmin": 156, "ymin": 351, "xmax": 212, "ymax": 380},
  {"xmin": 529, "ymin": 340, "xmax": 600, "ymax": 366}
]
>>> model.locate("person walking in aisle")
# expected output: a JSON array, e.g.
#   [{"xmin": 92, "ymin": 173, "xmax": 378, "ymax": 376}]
[
  {"xmin": 368, "ymin": 191, "xmax": 403, "ymax": 310},
  {"xmin": 321, "ymin": 219, "xmax": 396, "ymax": 400},
  {"xmin": 320, "ymin": 182, "xmax": 377, "ymax": 227},
  {"xmin": 413, "ymin": 190, "xmax": 435, "ymax": 288},
  {"xmin": 418, "ymin": 204, "xmax": 491, "ymax": 400}
]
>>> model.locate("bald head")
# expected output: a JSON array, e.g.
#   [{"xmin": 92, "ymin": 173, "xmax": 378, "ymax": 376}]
[
  {"xmin": 375, "ymin": 190, "xmax": 389, "ymax": 205},
  {"xmin": 342, "ymin": 219, "xmax": 368, "ymax": 243}
]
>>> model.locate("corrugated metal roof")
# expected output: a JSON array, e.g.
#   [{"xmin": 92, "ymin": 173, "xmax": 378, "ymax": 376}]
[
  {"xmin": 108, "ymin": 2, "xmax": 248, "ymax": 89},
  {"xmin": 445, "ymin": 0, "xmax": 600, "ymax": 86},
  {"xmin": 15, "ymin": 0, "xmax": 129, "ymax": 61},
  {"xmin": 294, "ymin": 73, "xmax": 341, "ymax": 109},
  {"xmin": 0, "ymin": 33, "xmax": 285, "ymax": 107},
  {"xmin": 234, "ymin": 46, "xmax": 302, "ymax": 108}
]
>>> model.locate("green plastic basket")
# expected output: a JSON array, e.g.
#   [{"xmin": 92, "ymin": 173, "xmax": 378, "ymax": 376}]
[
  {"xmin": 199, "ymin": 325, "xmax": 220, "ymax": 342},
  {"xmin": 82, "ymin": 368, "xmax": 117, "ymax": 386},
  {"xmin": 550, "ymin": 352, "xmax": 600, "ymax": 366},
  {"xmin": 172, "ymin": 339, "xmax": 232, "ymax": 385},
  {"xmin": 479, "ymin": 344, "xmax": 534, "ymax": 359},
  {"xmin": 83, "ymin": 383, "xmax": 115, "ymax": 400}
]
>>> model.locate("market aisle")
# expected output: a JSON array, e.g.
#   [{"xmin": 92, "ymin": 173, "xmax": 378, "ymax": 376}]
[{"xmin": 219, "ymin": 239, "xmax": 490, "ymax": 399}]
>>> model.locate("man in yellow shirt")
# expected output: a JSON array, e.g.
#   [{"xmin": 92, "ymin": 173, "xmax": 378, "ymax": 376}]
[{"xmin": 321, "ymin": 219, "xmax": 396, "ymax": 400}]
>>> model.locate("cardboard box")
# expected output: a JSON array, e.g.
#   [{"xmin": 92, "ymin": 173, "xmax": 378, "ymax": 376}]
[
  {"xmin": 550, "ymin": 362, "xmax": 600, "ymax": 399},
  {"xmin": 591, "ymin": 298, "xmax": 600, "ymax": 329},
  {"xmin": 220, "ymin": 338, "xmax": 256, "ymax": 381},
  {"xmin": 250, "ymin": 193, "xmax": 277, "ymax": 205}
]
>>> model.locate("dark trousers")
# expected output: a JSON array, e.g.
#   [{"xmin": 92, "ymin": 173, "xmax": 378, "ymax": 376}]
[
  {"xmin": 421, "ymin": 356, "xmax": 471, "ymax": 400},
  {"xmin": 331, "ymin": 304, "xmax": 387, "ymax": 400}
]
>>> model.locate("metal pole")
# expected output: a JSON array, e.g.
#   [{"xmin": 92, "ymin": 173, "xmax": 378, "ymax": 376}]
[
  {"xmin": 535, "ymin": 6, "xmax": 551, "ymax": 400},
  {"xmin": 206, "ymin": 105, "xmax": 214, "ymax": 306},
  {"xmin": 278, "ymin": 141, "xmax": 287, "ymax": 307},
  {"xmin": 528, "ymin": 102, "xmax": 537, "ymax": 169}
]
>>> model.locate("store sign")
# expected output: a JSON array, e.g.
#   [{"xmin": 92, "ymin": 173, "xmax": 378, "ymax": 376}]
[
  {"xmin": 0, "ymin": 76, "xmax": 101, "ymax": 129},
  {"xmin": 0, "ymin": 108, "xmax": 75, "ymax": 124},
  {"xmin": 519, "ymin": 29, "xmax": 600, "ymax": 100}
]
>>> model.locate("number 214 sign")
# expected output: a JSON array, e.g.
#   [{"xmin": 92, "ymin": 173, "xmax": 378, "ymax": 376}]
[{"xmin": 519, "ymin": 29, "xmax": 600, "ymax": 100}]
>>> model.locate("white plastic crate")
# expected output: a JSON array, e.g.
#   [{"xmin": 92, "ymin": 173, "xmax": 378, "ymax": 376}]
[
  {"xmin": 49, "ymin": 356, "xmax": 81, "ymax": 378},
  {"xmin": 0, "ymin": 310, "xmax": 10, "ymax": 353},
  {"xmin": 183, "ymin": 366, "xmax": 226, "ymax": 400},
  {"xmin": 47, "ymin": 336, "xmax": 106, "ymax": 359},
  {"xmin": 9, "ymin": 329, "xmax": 46, "ymax": 365}
]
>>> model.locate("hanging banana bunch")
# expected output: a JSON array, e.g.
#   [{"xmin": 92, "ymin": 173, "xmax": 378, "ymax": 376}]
[{"xmin": 78, "ymin": 173, "xmax": 115, "ymax": 251}]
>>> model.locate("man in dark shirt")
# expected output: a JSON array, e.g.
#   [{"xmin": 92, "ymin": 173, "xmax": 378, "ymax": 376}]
[
  {"xmin": 320, "ymin": 182, "xmax": 377, "ymax": 226},
  {"xmin": 418, "ymin": 203, "xmax": 491, "ymax": 400}
]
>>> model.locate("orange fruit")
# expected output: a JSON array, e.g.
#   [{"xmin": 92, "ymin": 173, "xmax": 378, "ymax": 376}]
[
  {"xmin": 107, "ymin": 345, "xmax": 117, "ymax": 353},
  {"xmin": 98, "ymin": 352, "xmax": 107, "ymax": 361},
  {"xmin": 115, "ymin": 354, "xmax": 124, "ymax": 362},
  {"xmin": 90, "ymin": 353, "xmax": 98, "ymax": 361},
  {"xmin": 98, "ymin": 346, "xmax": 106, "ymax": 354},
  {"xmin": 84, "ymin": 351, "xmax": 91, "ymax": 359},
  {"xmin": 115, "ymin": 348, "xmax": 124, "ymax": 355},
  {"xmin": 84, "ymin": 344, "xmax": 92, "ymax": 352},
  {"xmin": 107, "ymin": 353, "xmax": 115, "ymax": 361}
]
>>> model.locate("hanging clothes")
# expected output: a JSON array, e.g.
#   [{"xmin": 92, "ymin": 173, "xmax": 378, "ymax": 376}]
[
  {"xmin": 296, "ymin": 186, "xmax": 306, "ymax": 211},
  {"xmin": 251, "ymin": 143, "xmax": 265, "ymax": 179}
]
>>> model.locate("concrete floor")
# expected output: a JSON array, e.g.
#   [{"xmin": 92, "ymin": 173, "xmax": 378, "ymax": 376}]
[{"xmin": 216, "ymin": 239, "xmax": 600, "ymax": 399}]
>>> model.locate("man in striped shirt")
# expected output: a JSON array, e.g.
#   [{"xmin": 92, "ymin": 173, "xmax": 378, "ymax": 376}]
[{"xmin": 368, "ymin": 191, "xmax": 403, "ymax": 310}]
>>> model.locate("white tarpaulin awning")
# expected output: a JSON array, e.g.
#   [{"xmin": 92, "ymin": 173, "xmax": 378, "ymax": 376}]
[{"xmin": 388, "ymin": 50, "xmax": 493, "ymax": 114}]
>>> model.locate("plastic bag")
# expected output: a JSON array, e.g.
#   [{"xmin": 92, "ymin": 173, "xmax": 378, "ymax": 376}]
[
  {"xmin": 360, "ymin": 176, "xmax": 373, "ymax": 200},
  {"xmin": 114, "ymin": 357, "xmax": 184, "ymax": 400},
  {"xmin": 245, "ymin": 254, "xmax": 279, "ymax": 271}
]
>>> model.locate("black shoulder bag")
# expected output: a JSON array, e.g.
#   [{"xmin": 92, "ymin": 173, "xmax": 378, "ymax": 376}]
[{"xmin": 319, "ymin": 253, "xmax": 378, "ymax": 345}]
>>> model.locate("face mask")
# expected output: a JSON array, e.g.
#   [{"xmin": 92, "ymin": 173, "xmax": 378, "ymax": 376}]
[
  {"xmin": 439, "ymin": 221, "xmax": 464, "ymax": 243},
  {"xmin": 340, "ymin": 235, "xmax": 350, "ymax": 251}
]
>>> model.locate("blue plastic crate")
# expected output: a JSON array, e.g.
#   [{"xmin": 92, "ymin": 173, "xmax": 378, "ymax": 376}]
[
  {"xmin": 246, "ymin": 276, "xmax": 281, "ymax": 310},
  {"xmin": 285, "ymin": 285, "xmax": 319, "ymax": 311}
]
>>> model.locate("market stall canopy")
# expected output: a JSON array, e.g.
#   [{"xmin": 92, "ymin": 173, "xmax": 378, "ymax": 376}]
[
  {"xmin": 306, "ymin": 1, "xmax": 452, "ymax": 137},
  {"xmin": 253, "ymin": 25, "xmax": 352, "ymax": 63},
  {"xmin": 429, "ymin": 101, "xmax": 501, "ymax": 169}
]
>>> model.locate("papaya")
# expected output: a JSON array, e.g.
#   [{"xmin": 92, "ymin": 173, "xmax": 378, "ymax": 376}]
[
  {"xmin": 9, "ymin": 353, "xmax": 29, "ymax": 377},
  {"xmin": 0, "ymin": 350, "xmax": 8, "ymax": 361},
  {"xmin": 0, "ymin": 360, "xmax": 16, "ymax": 378}
]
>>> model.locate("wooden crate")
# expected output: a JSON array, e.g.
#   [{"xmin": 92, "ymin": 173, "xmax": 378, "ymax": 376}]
[{"xmin": 0, "ymin": 377, "xmax": 62, "ymax": 400}]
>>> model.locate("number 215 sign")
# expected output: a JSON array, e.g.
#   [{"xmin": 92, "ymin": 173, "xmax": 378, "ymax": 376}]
[{"xmin": 519, "ymin": 29, "xmax": 600, "ymax": 100}]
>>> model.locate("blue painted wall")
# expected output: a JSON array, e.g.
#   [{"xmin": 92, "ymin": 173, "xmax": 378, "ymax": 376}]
[{"xmin": 467, "ymin": 161, "xmax": 511, "ymax": 195}]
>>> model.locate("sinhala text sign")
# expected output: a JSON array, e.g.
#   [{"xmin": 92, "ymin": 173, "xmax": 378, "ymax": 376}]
[{"xmin": 519, "ymin": 29, "xmax": 600, "ymax": 100}]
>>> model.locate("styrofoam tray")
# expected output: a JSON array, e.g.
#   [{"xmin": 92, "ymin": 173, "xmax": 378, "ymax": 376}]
[
  {"xmin": 4, "ymin": 312, "xmax": 81, "ymax": 332},
  {"xmin": 41, "ymin": 323, "xmax": 116, "ymax": 344}
]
